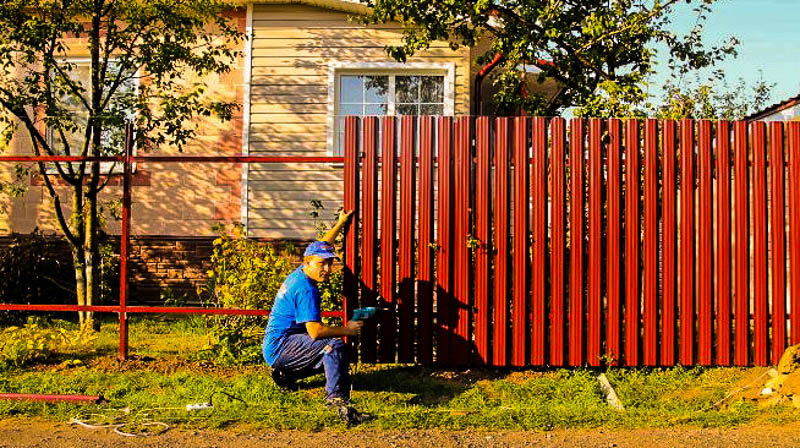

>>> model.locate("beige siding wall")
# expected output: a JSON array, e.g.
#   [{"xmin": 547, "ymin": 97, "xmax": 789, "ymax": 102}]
[{"xmin": 248, "ymin": 4, "xmax": 470, "ymax": 239}]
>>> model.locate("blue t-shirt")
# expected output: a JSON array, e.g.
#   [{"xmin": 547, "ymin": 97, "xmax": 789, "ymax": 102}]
[{"xmin": 262, "ymin": 267, "xmax": 321, "ymax": 365}]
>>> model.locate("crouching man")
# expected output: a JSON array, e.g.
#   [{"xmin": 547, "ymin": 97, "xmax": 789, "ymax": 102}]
[{"xmin": 262, "ymin": 210, "xmax": 370, "ymax": 426}]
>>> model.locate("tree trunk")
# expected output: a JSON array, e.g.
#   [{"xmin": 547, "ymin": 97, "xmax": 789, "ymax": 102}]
[
  {"xmin": 84, "ymin": 185, "xmax": 98, "ymax": 328},
  {"xmin": 71, "ymin": 184, "xmax": 86, "ymax": 324}
]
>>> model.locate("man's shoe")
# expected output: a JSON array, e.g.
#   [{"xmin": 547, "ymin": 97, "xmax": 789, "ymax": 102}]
[
  {"xmin": 270, "ymin": 368, "xmax": 298, "ymax": 392},
  {"xmin": 326, "ymin": 397, "xmax": 373, "ymax": 427}
]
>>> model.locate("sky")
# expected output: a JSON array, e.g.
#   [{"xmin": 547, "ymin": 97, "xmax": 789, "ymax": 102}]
[{"xmin": 650, "ymin": 0, "xmax": 800, "ymax": 106}]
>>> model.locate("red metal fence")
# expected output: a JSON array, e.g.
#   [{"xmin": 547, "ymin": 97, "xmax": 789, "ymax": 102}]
[
  {"xmin": 0, "ymin": 123, "xmax": 346, "ymax": 360},
  {"xmin": 342, "ymin": 116, "xmax": 800, "ymax": 367}
]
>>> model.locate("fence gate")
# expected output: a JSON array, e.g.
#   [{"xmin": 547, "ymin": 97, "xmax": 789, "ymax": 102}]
[{"xmin": 342, "ymin": 115, "xmax": 800, "ymax": 367}]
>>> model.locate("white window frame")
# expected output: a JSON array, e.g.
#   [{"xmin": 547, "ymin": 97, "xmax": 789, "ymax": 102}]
[
  {"xmin": 327, "ymin": 62, "xmax": 456, "ymax": 158},
  {"xmin": 46, "ymin": 58, "xmax": 139, "ymax": 175}
]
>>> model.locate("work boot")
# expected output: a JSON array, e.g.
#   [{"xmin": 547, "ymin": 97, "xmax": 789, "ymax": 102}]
[
  {"xmin": 270, "ymin": 368, "xmax": 298, "ymax": 392},
  {"xmin": 325, "ymin": 397, "xmax": 373, "ymax": 427}
]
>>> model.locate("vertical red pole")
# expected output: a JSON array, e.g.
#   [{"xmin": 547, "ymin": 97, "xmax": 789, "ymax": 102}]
[
  {"xmin": 436, "ymin": 117, "xmax": 454, "ymax": 364},
  {"xmin": 753, "ymin": 122, "xmax": 768, "ymax": 366},
  {"xmin": 118, "ymin": 122, "xmax": 133, "ymax": 361},
  {"xmin": 531, "ymin": 117, "xmax": 547, "ymax": 365},
  {"xmin": 734, "ymin": 121, "xmax": 750, "ymax": 366},
  {"xmin": 417, "ymin": 116, "xmax": 435, "ymax": 365},
  {"xmin": 624, "ymin": 119, "xmax": 641, "ymax": 366},
  {"xmin": 679, "ymin": 119, "xmax": 695, "ymax": 366},
  {"xmin": 716, "ymin": 121, "xmax": 732, "ymax": 366},
  {"xmin": 697, "ymin": 120, "xmax": 713, "ymax": 365},
  {"xmin": 513, "ymin": 117, "xmax": 529, "ymax": 366},
  {"xmin": 494, "ymin": 117, "xmax": 510, "ymax": 366},
  {"xmin": 398, "ymin": 116, "xmax": 416, "ymax": 363},
  {"xmin": 360, "ymin": 117, "xmax": 378, "ymax": 363},
  {"xmin": 569, "ymin": 118, "xmax": 585, "ymax": 366},
  {"xmin": 344, "ymin": 117, "xmax": 361, "ymax": 347},
  {"xmin": 550, "ymin": 118, "xmax": 566, "ymax": 366},
  {"xmin": 790, "ymin": 122, "xmax": 800, "ymax": 345},
  {"xmin": 771, "ymin": 122, "xmax": 787, "ymax": 363},
  {"xmin": 662, "ymin": 120, "xmax": 677, "ymax": 366},
  {"xmin": 380, "ymin": 116, "xmax": 397, "ymax": 363},
  {"xmin": 453, "ymin": 116, "xmax": 472, "ymax": 366},
  {"xmin": 588, "ymin": 118, "xmax": 603, "ymax": 367},
  {"xmin": 475, "ymin": 117, "xmax": 491, "ymax": 364},
  {"xmin": 643, "ymin": 119, "xmax": 658, "ymax": 366},
  {"xmin": 606, "ymin": 119, "xmax": 622, "ymax": 366}
]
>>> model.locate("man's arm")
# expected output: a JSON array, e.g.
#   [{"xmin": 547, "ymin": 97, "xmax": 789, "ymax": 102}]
[
  {"xmin": 320, "ymin": 209, "xmax": 354, "ymax": 244},
  {"xmin": 305, "ymin": 320, "xmax": 363, "ymax": 340}
]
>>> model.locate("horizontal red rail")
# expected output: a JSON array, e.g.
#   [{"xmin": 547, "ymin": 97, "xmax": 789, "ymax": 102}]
[
  {"xmin": 0, "ymin": 303, "xmax": 344, "ymax": 318},
  {"xmin": 0, "ymin": 155, "xmax": 344, "ymax": 164}
]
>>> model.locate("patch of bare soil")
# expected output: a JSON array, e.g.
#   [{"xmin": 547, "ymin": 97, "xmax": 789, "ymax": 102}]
[{"xmin": 3, "ymin": 419, "xmax": 800, "ymax": 448}]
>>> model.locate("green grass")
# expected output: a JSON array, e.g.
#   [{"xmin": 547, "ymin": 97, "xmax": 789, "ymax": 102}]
[{"xmin": 1, "ymin": 317, "xmax": 798, "ymax": 431}]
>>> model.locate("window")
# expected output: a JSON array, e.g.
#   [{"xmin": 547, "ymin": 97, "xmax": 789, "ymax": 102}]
[
  {"xmin": 47, "ymin": 59, "xmax": 137, "ymax": 173},
  {"xmin": 334, "ymin": 73, "xmax": 447, "ymax": 155}
]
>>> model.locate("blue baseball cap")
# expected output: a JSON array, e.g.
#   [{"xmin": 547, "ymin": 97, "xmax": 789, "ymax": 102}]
[{"xmin": 304, "ymin": 241, "xmax": 339, "ymax": 260}]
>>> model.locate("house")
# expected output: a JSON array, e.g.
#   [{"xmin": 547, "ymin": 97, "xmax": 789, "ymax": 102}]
[
  {"xmin": 745, "ymin": 93, "xmax": 800, "ymax": 122},
  {"xmin": 0, "ymin": 0, "xmax": 554, "ymax": 300}
]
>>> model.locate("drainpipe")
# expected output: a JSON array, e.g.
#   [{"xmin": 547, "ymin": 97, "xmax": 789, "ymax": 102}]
[{"xmin": 474, "ymin": 53, "xmax": 504, "ymax": 115}]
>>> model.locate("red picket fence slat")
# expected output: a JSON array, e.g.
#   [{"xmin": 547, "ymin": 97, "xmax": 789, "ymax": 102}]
[
  {"xmin": 643, "ymin": 119, "xmax": 658, "ymax": 366},
  {"xmin": 606, "ymin": 119, "xmax": 622, "ymax": 366},
  {"xmin": 379, "ymin": 116, "xmax": 397, "ymax": 363},
  {"xmin": 624, "ymin": 119, "xmax": 641, "ymax": 367},
  {"xmin": 734, "ymin": 121, "xmax": 750, "ymax": 366},
  {"xmin": 569, "ymin": 118, "xmax": 585, "ymax": 367},
  {"xmin": 359, "ymin": 117, "xmax": 379, "ymax": 362},
  {"xmin": 550, "ymin": 118, "xmax": 566, "ymax": 367},
  {"xmin": 662, "ymin": 120, "xmax": 677, "ymax": 366},
  {"xmin": 417, "ymin": 116, "xmax": 435, "ymax": 365},
  {"xmin": 771, "ymin": 122, "xmax": 787, "ymax": 364},
  {"xmin": 716, "ymin": 120, "xmax": 733, "ymax": 366},
  {"xmin": 341, "ymin": 116, "xmax": 799, "ymax": 367}
]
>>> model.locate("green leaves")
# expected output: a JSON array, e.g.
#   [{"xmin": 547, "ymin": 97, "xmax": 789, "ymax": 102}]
[{"xmin": 362, "ymin": 0, "xmax": 736, "ymax": 117}]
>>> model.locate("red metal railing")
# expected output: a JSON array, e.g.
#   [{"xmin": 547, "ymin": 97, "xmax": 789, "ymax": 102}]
[
  {"xmin": 343, "ymin": 116, "xmax": 800, "ymax": 367},
  {"xmin": 0, "ymin": 127, "xmax": 346, "ymax": 360}
]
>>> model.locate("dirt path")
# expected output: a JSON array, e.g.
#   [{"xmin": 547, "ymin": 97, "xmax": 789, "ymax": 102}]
[{"xmin": 2, "ymin": 419, "xmax": 800, "ymax": 447}]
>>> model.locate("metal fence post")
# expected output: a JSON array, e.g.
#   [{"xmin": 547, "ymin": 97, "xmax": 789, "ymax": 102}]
[{"xmin": 118, "ymin": 122, "xmax": 133, "ymax": 360}]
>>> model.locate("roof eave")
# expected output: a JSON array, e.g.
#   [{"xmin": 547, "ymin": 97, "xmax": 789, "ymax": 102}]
[{"xmin": 229, "ymin": 0, "xmax": 371, "ymax": 15}]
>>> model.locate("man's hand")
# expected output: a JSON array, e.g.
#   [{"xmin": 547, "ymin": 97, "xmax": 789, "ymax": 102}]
[
  {"xmin": 346, "ymin": 319, "xmax": 363, "ymax": 336},
  {"xmin": 338, "ymin": 209, "xmax": 354, "ymax": 225},
  {"xmin": 321, "ymin": 209, "xmax": 355, "ymax": 243}
]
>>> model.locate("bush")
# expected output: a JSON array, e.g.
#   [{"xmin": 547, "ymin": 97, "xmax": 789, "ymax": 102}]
[
  {"xmin": 198, "ymin": 224, "xmax": 297, "ymax": 364},
  {"xmin": 0, "ymin": 317, "xmax": 97, "ymax": 368},
  {"xmin": 0, "ymin": 231, "xmax": 119, "ymax": 325},
  {"xmin": 0, "ymin": 231, "xmax": 74, "ymax": 324}
]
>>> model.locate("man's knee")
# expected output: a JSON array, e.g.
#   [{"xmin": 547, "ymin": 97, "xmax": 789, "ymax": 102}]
[{"xmin": 322, "ymin": 338, "xmax": 346, "ymax": 355}]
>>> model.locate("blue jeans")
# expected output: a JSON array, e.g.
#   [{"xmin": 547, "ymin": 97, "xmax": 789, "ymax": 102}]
[{"xmin": 271, "ymin": 334, "xmax": 351, "ymax": 400}]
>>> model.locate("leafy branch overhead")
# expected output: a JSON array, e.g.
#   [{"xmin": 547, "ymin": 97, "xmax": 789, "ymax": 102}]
[{"xmin": 360, "ymin": 0, "xmax": 739, "ymax": 116}]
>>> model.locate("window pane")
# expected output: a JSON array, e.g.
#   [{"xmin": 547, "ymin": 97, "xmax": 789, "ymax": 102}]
[
  {"xmin": 364, "ymin": 76, "xmax": 388, "ymax": 103},
  {"xmin": 340, "ymin": 76, "xmax": 363, "ymax": 103},
  {"xmin": 397, "ymin": 104, "xmax": 418, "ymax": 115},
  {"xmin": 340, "ymin": 103, "xmax": 362, "ymax": 116},
  {"xmin": 365, "ymin": 103, "xmax": 387, "ymax": 115},
  {"xmin": 396, "ymin": 76, "xmax": 419, "ymax": 103},
  {"xmin": 420, "ymin": 104, "xmax": 444, "ymax": 115},
  {"xmin": 420, "ymin": 76, "xmax": 445, "ymax": 103}
]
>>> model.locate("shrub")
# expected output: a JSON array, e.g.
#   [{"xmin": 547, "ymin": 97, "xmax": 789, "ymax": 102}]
[
  {"xmin": 0, "ymin": 231, "xmax": 119, "ymax": 325},
  {"xmin": 0, "ymin": 231, "xmax": 74, "ymax": 324},
  {"xmin": 198, "ymin": 223, "xmax": 297, "ymax": 364},
  {"xmin": 0, "ymin": 317, "xmax": 97, "ymax": 368}
]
